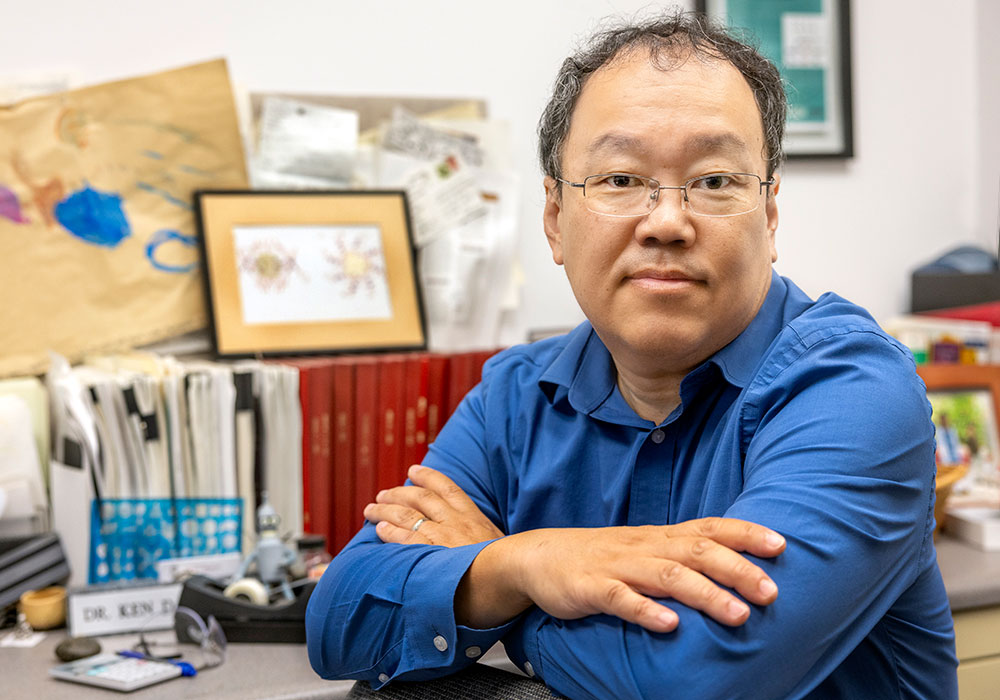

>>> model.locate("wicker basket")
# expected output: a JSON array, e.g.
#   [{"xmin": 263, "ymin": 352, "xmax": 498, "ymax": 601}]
[{"xmin": 934, "ymin": 464, "xmax": 969, "ymax": 534}]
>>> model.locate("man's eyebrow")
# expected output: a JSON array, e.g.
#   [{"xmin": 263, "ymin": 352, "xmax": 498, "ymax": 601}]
[
  {"xmin": 585, "ymin": 133, "xmax": 645, "ymax": 157},
  {"xmin": 584, "ymin": 131, "xmax": 750, "ymax": 158},
  {"xmin": 682, "ymin": 132, "xmax": 749, "ymax": 155}
]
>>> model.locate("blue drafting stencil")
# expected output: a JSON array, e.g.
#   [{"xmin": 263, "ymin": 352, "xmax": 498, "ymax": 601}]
[{"xmin": 90, "ymin": 498, "xmax": 242, "ymax": 583}]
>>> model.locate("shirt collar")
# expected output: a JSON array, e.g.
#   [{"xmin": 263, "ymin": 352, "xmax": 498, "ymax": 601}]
[
  {"xmin": 538, "ymin": 269, "xmax": 801, "ymax": 411},
  {"xmin": 538, "ymin": 321, "xmax": 616, "ymax": 414},
  {"xmin": 707, "ymin": 269, "xmax": 790, "ymax": 388}
]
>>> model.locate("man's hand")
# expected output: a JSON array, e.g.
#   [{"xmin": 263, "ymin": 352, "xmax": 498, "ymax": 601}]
[
  {"xmin": 363, "ymin": 465, "xmax": 505, "ymax": 547},
  {"xmin": 366, "ymin": 465, "xmax": 785, "ymax": 634},
  {"xmin": 485, "ymin": 519, "xmax": 784, "ymax": 633}
]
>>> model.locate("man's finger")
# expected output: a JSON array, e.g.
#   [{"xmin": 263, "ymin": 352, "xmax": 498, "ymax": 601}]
[
  {"xmin": 376, "ymin": 484, "xmax": 451, "ymax": 522},
  {"xmin": 650, "ymin": 534, "xmax": 778, "ymax": 606},
  {"xmin": 407, "ymin": 465, "xmax": 479, "ymax": 512},
  {"xmin": 592, "ymin": 579, "xmax": 679, "ymax": 633},
  {"xmin": 373, "ymin": 520, "xmax": 430, "ymax": 545},
  {"xmin": 364, "ymin": 502, "xmax": 425, "ymax": 530},
  {"xmin": 625, "ymin": 557, "xmax": 752, "ymax": 626},
  {"xmin": 667, "ymin": 518, "xmax": 786, "ymax": 558}
]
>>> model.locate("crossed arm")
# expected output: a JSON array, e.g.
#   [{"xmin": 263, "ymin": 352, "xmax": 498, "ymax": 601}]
[{"xmin": 367, "ymin": 465, "xmax": 784, "ymax": 634}]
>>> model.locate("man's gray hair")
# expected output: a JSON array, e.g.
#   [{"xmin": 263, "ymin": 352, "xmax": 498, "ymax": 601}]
[{"xmin": 538, "ymin": 11, "xmax": 787, "ymax": 182}]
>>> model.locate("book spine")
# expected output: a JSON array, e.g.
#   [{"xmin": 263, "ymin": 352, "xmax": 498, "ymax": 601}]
[
  {"xmin": 376, "ymin": 355, "xmax": 406, "ymax": 493},
  {"xmin": 331, "ymin": 360, "xmax": 356, "ymax": 555},
  {"xmin": 426, "ymin": 354, "xmax": 449, "ymax": 445},
  {"xmin": 309, "ymin": 363, "xmax": 335, "ymax": 550},
  {"xmin": 410, "ymin": 354, "xmax": 431, "ymax": 466},
  {"xmin": 354, "ymin": 358, "xmax": 379, "ymax": 528}
]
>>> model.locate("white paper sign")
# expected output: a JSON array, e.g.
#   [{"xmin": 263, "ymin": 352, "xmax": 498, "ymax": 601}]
[{"xmin": 67, "ymin": 582, "xmax": 182, "ymax": 637}]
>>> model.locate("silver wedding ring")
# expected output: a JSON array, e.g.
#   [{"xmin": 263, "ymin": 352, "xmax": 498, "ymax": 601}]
[{"xmin": 412, "ymin": 517, "xmax": 428, "ymax": 532}]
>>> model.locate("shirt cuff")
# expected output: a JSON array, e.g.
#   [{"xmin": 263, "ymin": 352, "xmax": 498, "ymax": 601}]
[
  {"xmin": 390, "ymin": 539, "xmax": 517, "ymax": 684},
  {"xmin": 503, "ymin": 605, "xmax": 548, "ymax": 680}
]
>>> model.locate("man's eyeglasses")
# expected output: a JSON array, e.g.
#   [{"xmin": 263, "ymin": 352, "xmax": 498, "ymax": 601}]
[{"xmin": 556, "ymin": 172, "xmax": 774, "ymax": 218}]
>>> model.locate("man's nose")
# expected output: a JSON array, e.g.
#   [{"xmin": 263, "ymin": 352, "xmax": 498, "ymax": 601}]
[{"xmin": 633, "ymin": 186, "xmax": 696, "ymax": 246}]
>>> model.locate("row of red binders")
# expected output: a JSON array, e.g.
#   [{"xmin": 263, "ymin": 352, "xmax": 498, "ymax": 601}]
[{"xmin": 278, "ymin": 349, "xmax": 502, "ymax": 556}]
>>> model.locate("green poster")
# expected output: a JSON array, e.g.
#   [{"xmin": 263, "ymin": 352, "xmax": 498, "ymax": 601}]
[{"xmin": 725, "ymin": 0, "xmax": 828, "ymax": 125}]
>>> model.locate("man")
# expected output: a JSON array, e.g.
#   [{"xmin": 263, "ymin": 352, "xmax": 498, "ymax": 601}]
[{"xmin": 307, "ymin": 13, "xmax": 958, "ymax": 699}]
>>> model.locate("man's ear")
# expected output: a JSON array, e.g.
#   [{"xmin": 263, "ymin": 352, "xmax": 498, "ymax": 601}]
[
  {"xmin": 542, "ymin": 176, "xmax": 565, "ymax": 266},
  {"xmin": 766, "ymin": 173, "xmax": 780, "ymax": 264}
]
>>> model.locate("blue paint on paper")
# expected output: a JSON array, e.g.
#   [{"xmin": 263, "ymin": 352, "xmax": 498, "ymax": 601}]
[
  {"xmin": 142, "ymin": 150, "xmax": 164, "ymax": 160},
  {"xmin": 136, "ymin": 181, "xmax": 192, "ymax": 210},
  {"xmin": 177, "ymin": 163, "xmax": 213, "ymax": 178},
  {"xmin": 146, "ymin": 229, "xmax": 198, "ymax": 273},
  {"xmin": 54, "ymin": 184, "xmax": 130, "ymax": 247}
]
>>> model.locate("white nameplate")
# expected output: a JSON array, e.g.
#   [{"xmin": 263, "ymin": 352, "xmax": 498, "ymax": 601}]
[{"xmin": 67, "ymin": 582, "xmax": 182, "ymax": 637}]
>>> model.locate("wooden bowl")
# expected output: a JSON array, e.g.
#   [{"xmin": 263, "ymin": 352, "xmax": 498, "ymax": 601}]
[{"xmin": 935, "ymin": 464, "xmax": 969, "ymax": 534}]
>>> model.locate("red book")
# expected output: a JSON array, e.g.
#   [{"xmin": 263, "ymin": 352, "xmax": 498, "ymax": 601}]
[
  {"xmin": 426, "ymin": 354, "xmax": 449, "ymax": 446},
  {"xmin": 405, "ymin": 353, "xmax": 431, "ymax": 468},
  {"xmin": 376, "ymin": 355, "xmax": 407, "ymax": 492},
  {"xmin": 446, "ymin": 351, "xmax": 476, "ymax": 422},
  {"xmin": 279, "ymin": 358, "xmax": 335, "ymax": 547},
  {"xmin": 330, "ymin": 358, "xmax": 356, "ymax": 554},
  {"xmin": 353, "ymin": 357, "xmax": 380, "ymax": 525}
]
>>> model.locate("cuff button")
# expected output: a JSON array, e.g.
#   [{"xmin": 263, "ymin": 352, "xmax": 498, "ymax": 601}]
[
  {"xmin": 465, "ymin": 646, "xmax": 482, "ymax": 658},
  {"xmin": 433, "ymin": 635, "xmax": 448, "ymax": 652}
]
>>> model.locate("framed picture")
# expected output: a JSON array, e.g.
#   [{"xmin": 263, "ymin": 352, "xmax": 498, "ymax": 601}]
[
  {"xmin": 195, "ymin": 190, "xmax": 426, "ymax": 357},
  {"xmin": 696, "ymin": 0, "xmax": 854, "ymax": 158},
  {"xmin": 917, "ymin": 364, "xmax": 1000, "ymax": 505}
]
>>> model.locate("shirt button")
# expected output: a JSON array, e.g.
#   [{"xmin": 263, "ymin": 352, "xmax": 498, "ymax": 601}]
[
  {"xmin": 465, "ymin": 646, "xmax": 482, "ymax": 658},
  {"xmin": 524, "ymin": 661, "xmax": 535, "ymax": 677},
  {"xmin": 650, "ymin": 429, "xmax": 665, "ymax": 444},
  {"xmin": 378, "ymin": 673, "xmax": 390, "ymax": 683},
  {"xmin": 433, "ymin": 635, "xmax": 448, "ymax": 652}
]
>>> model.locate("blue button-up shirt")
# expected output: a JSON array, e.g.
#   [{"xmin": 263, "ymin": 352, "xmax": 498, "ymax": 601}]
[{"xmin": 307, "ymin": 272, "xmax": 958, "ymax": 699}]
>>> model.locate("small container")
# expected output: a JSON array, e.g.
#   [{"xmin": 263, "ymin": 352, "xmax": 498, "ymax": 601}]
[
  {"xmin": 19, "ymin": 585, "xmax": 67, "ymax": 630},
  {"xmin": 297, "ymin": 535, "xmax": 331, "ymax": 579}
]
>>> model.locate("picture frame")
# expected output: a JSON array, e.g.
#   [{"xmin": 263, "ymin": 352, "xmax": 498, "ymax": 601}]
[
  {"xmin": 696, "ymin": 0, "xmax": 854, "ymax": 158},
  {"xmin": 917, "ymin": 364, "xmax": 1000, "ymax": 505},
  {"xmin": 195, "ymin": 190, "xmax": 426, "ymax": 357}
]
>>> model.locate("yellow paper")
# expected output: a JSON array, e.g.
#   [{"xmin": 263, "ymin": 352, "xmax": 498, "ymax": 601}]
[{"xmin": 0, "ymin": 59, "xmax": 248, "ymax": 377}]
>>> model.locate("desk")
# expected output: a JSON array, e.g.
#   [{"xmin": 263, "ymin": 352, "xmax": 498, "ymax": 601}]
[
  {"xmin": 0, "ymin": 629, "xmax": 519, "ymax": 699},
  {"xmin": 2, "ymin": 540, "xmax": 994, "ymax": 698},
  {"xmin": 937, "ymin": 535, "xmax": 1000, "ymax": 700},
  {"xmin": 0, "ymin": 631, "xmax": 353, "ymax": 699}
]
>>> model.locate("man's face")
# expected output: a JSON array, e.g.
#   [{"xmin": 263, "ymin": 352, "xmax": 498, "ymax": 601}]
[{"xmin": 543, "ymin": 51, "xmax": 780, "ymax": 372}]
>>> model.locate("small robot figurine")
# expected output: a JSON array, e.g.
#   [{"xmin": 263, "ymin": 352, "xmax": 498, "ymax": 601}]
[{"xmin": 225, "ymin": 493, "xmax": 298, "ymax": 603}]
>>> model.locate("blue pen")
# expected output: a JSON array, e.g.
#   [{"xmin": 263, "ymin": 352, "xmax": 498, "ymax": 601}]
[{"xmin": 117, "ymin": 650, "xmax": 197, "ymax": 677}]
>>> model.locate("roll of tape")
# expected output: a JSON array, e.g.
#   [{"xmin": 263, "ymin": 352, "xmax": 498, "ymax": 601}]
[{"xmin": 223, "ymin": 577, "xmax": 269, "ymax": 605}]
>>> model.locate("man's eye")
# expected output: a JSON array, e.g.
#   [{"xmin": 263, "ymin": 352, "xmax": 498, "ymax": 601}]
[
  {"xmin": 697, "ymin": 175, "xmax": 731, "ymax": 190},
  {"xmin": 606, "ymin": 174, "xmax": 640, "ymax": 188}
]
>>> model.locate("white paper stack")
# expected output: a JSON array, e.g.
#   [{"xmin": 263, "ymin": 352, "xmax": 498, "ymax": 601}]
[{"xmin": 945, "ymin": 507, "xmax": 1000, "ymax": 550}]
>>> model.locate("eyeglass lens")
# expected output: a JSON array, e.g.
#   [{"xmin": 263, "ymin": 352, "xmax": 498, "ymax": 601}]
[
  {"xmin": 175, "ymin": 605, "xmax": 227, "ymax": 669},
  {"xmin": 581, "ymin": 172, "xmax": 765, "ymax": 217}
]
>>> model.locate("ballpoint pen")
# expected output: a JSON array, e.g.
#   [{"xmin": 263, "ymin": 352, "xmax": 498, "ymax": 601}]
[{"xmin": 117, "ymin": 650, "xmax": 198, "ymax": 676}]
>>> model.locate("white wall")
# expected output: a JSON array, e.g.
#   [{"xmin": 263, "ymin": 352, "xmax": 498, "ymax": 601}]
[{"xmin": 1, "ymin": 0, "xmax": 992, "ymax": 335}]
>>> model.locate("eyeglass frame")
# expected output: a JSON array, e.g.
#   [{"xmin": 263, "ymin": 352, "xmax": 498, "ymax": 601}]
[
  {"xmin": 555, "ymin": 171, "xmax": 775, "ymax": 219},
  {"xmin": 134, "ymin": 605, "xmax": 227, "ymax": 670}
]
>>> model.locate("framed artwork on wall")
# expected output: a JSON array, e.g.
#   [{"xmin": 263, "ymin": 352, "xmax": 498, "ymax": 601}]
[
  {"xmin": 696, "ymin": 0, "xmax": 854, "ymax": 158},
  {"xmin": 195, "ymin": 190, "xmax": 426, "ymax": 357}
]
